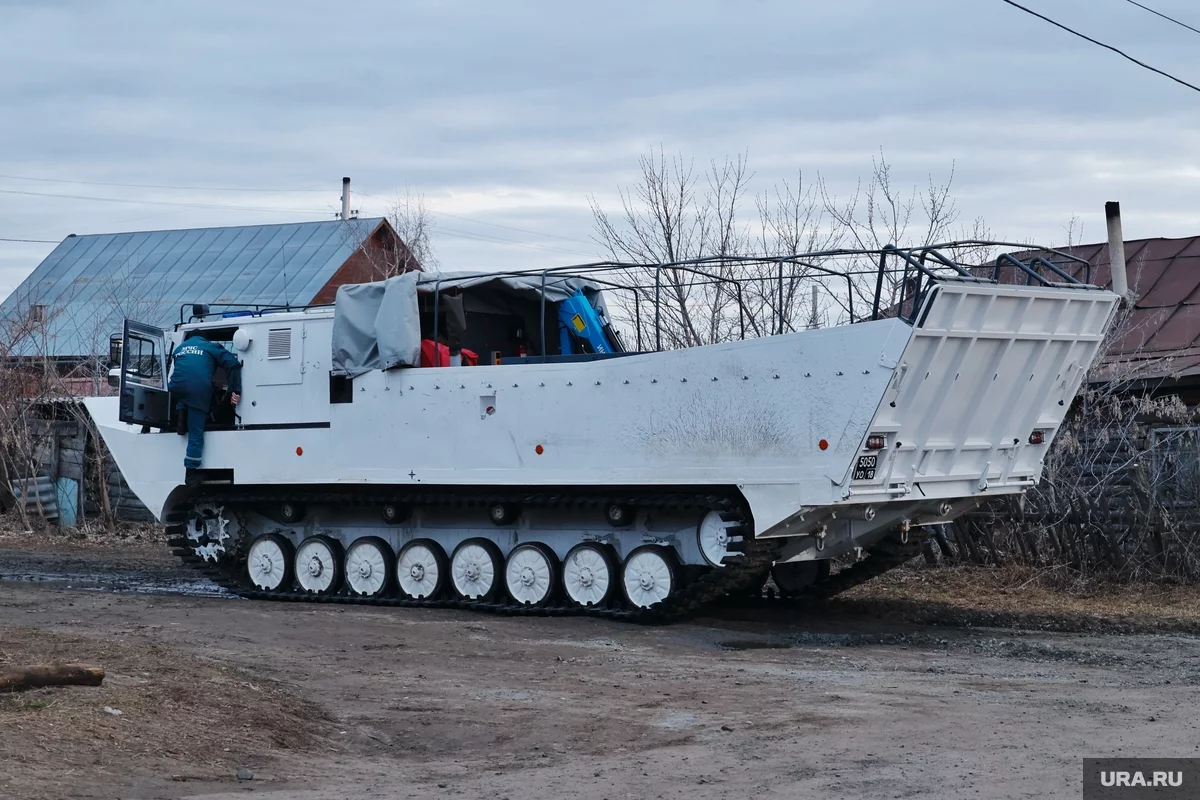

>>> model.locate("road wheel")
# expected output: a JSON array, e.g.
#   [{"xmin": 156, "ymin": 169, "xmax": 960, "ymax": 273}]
[
  {"xmin": 450, "ymin": 538, "xmax": 504, "ymax": 600},
  {"xmin": 344, "ymin": 537, "xmax": 394, "ymax": 597},
  {"xmin": 504, "ymin": 543, "xmax": 558, "ymax": 606},
  {"xmin": 562, "ymin": 543, "xmax": 616, "ymax": 607},
  {"xmin": 396, "ymin": 539, "xmax": 447, "ymax": 599},
  {"xmin": 246, "ymin": 533, "xmax": 294, "ymax": 592},
  {"xmin": 771, "ymin": 560, "xmax": 831, "ymax": 597},
  {"xmin": 621, "ymin": 546, "xmax": 678, "ymax": 608},
  {"xmin": 295, "ymin": 535, "xmax": 343, "ymax": 595}
]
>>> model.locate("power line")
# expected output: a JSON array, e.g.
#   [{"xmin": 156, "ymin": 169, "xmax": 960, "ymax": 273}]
[
  {"xmin": 353, "ymin": 190, "xmax": 596, "ymax": 256},
  {"xmin": 432, "ymin": 208, "xmax": 596, "ymax": 246},
  {"xmin": 1, "ymin": 223, "xmax": 592, "ymax": 257},
  {"xmin": 998, "ymin": 0, "xmax": 1200, "ymax": 94},
  {"xmin": 434, "ymin": 225, "xmax": 595, "ymax": 257},
  {"xmin": 0, "ymin": 187, "xmax": 330, "ymax": 214},
  {"xmin": 1, "ymin": 176, "xmax": 601, "ymax": 253},
  {"xmin": 355, "ymin": 189, "xmax": 596, "ymax": 246},
  {"xmin": 1122, "ymin": 0, "xmax": 1200, "ymax": 37},
  {"xmin": 0, "ymin": 173, "xmax": 330, "ymax": 193},
  {"xmin": 1, "ymin": 188, "xmax": 596, "ymax": 257}
]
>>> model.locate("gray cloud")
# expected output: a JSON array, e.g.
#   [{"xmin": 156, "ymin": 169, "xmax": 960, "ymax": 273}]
[{"xmin": 3, "ymin": 0, "xmax": 1200, "ymax": 297}]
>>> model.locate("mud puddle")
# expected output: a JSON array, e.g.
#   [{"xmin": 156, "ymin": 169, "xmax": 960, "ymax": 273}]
[{"xmin": 0, "ymin": 570, "xmax": 229, "ymax": 598}]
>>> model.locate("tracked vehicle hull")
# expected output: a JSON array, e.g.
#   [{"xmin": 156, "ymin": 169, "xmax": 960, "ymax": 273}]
[{"xmin": 86, "ymin": 270, "xmax": 1119, "ymax": 620}]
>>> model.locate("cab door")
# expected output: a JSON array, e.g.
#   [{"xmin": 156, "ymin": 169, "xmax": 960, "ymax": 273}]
[{"xmin": 118, "ymin": 320, "xmax": 171, "ymax": 429}]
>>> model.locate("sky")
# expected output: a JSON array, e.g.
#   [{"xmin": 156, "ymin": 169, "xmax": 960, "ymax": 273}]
[{"xmin": 2, "ymin": 0, "xmax": 1199, "ymax": 300}]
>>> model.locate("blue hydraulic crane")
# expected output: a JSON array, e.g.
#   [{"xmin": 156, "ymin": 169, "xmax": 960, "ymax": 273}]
[{"xmin": 558, "ymin": 290, "xmax": 624, "ymax": 355}]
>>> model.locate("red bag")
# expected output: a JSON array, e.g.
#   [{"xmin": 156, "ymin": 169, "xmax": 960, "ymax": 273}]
[{"xmin": 420, "ymin": 339, "xmax": 450, "ymax": 367}]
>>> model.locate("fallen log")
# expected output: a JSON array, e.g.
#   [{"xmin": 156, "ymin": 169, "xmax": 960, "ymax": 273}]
[{"xmin": 0, "ymin": 664, "xmax": 105, "ymax": 692}]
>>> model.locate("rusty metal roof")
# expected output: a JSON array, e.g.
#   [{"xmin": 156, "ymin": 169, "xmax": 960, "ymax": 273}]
[{"xmin": 1011, "ymin": 236, "xmax": 1200, "ymax": 383}]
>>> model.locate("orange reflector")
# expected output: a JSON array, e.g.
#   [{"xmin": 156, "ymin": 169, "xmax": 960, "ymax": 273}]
[
  {"xmin": 295, "ymin": 447, "xmax": 303, "ymax": 456},
  {"xmin": 818, "ymin": 439, "xmax": 829, "ymax": 451},
  {"xmin": 535, "ymin": 444, "xmax": 544, "ymax": 455}
]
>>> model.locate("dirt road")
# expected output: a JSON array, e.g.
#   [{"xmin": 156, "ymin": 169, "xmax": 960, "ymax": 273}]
[{"xmin": 2, "ymin": 543, "xmax": 1199, "ymax": 799}]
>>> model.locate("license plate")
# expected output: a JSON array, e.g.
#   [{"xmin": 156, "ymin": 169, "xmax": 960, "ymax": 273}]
[{"xmin": 853, "ymin": 454, "xmax": 877, "ymax": 481}]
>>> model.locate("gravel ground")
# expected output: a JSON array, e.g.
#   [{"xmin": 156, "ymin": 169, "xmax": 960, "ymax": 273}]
[{"xmin": 2, "ymin": 539, "xmax": 1200, "ymax": 799}]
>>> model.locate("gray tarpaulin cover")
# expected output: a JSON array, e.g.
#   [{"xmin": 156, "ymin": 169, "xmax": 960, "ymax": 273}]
[
  {"xmin": 331, "ymin": 270, "xmax": 609, "ymax": 375},
  {"xmin": 330, "ymin": 272, "xmax": 421, "ymax": 376}
]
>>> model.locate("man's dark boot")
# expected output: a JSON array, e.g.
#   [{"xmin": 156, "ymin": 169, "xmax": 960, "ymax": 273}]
[{"xmin": 185, "ymin": 468, "xmax": 202, "ymax": 487}]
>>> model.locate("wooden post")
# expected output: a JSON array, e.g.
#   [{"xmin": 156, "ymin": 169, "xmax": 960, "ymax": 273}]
[{"xmin": 0, "ymin": 664, "xmax": 105, "ymax": 692}]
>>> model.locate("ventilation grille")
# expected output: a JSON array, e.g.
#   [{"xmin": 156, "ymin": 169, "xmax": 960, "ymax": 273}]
[{"xmin": 267, "ymin": 328, "xmax": 291, "ymax": 360}]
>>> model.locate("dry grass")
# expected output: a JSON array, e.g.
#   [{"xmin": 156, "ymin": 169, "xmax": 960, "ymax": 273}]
[
  {"xmin": 0, "ymin": 509, "xmax": 166, "ymax": 553},
  {"xmin": 848, "ymin": 562, "xmax": 1200, "ymax": 627},
  {"xmin": 0, "ymin": 627, "xmax": 334, "ymax": 800}
]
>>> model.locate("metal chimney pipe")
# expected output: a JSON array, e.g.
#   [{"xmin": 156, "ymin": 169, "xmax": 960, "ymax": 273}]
[
  {"xmin": 341, "ymin": 177, "xmax": 351, "ymax": 221},
  {"xmin": 1105, "ymin": 201, "xmax": 1129, "ymax": 301}
]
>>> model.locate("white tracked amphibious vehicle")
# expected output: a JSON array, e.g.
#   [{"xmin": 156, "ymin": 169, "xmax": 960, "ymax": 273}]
[{"xmin": 85, "ymin": 243, "xmax": 1118, "ymax": 621}]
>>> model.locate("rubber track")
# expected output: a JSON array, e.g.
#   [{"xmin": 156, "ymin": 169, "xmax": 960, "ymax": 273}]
[{"xmin": 164, "ymin": 485, "xmax": 781, "ymax": 624}]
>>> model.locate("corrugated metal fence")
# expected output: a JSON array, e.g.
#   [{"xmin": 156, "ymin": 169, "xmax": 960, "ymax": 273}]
[{"xmin": 10, "ymin": 476, "xmax": 59, "ymax": 522}]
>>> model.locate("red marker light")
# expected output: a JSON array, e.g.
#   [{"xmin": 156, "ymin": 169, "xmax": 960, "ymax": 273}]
[
  {"xmin": 1028, "ymin": 431, "xmax": 1045, "ymax": 445},
  {"xmin": 535, "ymin": 444, "xmax": 544, "ymax": 455},
  {"xmin": 296, "ymin": 446, "xmax": 303, "ymax": 456},
  {"xmin": 866, "ymin": 435, "xmax": 887, "ymax": 450},
  {"xmin": 818, "ymin": 439, "xmax": 829, "ymax": 451}
]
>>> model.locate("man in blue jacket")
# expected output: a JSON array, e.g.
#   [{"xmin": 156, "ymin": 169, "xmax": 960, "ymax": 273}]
[{"xmin": 168, "ymin": 331, "xmax": 242, "ymax": 479}]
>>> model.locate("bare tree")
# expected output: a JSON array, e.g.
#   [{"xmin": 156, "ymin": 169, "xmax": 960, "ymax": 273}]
[
  {"xmin": 386, "ymin": 188, "xmax": 438, "ymax": 273},
  {"xmin": 747, "ymin": 172, "xmax": 844, "ymax": 333},
  {"xmin": 340, "ymin": 187, "xmax": 438, "ymax": 280},
  {"xmin": 590, "ymin": 148, "xmax": 752, "ymax": 348},
  {"xmin": 0, "ymin": 290, "xmax": 64, "ymax": 529},
  {"xmin": 1063, "ymin": 214, "xmax": 1086, "ymax": 249},
  {"xmin": 590, "ymin": 147, "xmax": 985, "ymax": 348},
  {"xmin": 819, "ymin": 148, "xmax": 994, "ymax": 322}
]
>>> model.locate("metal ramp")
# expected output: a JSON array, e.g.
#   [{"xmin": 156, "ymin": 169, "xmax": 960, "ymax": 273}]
[{"xmin": 851, "ymin": 280, "xmax": 1118, "ymax": 498}]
